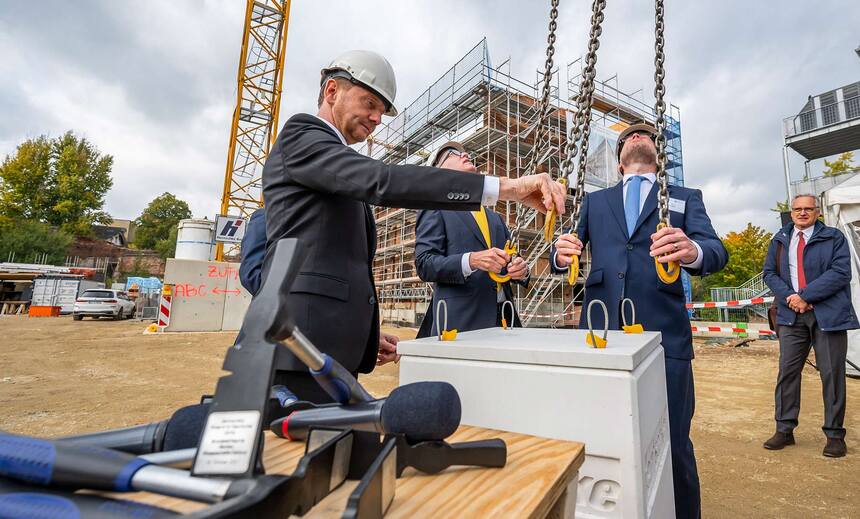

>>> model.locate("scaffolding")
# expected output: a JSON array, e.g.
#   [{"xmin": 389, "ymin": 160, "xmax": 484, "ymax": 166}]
[{"xmin": 359, "ymin": 39, "xmax": 685, "ymax": 328}]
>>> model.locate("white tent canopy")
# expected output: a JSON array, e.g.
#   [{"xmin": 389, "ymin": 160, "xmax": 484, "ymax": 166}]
[{"xmin": 821, "ymin": 173, "xmax": 860, "ymax": 377}]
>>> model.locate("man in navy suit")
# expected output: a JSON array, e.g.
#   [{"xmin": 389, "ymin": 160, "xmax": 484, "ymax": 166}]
[
  {"xmin": 415, "ymin": 141, "xmax": 530, "ymax": 338},
  {"xmin": 239, "ymin": 208, "xmax": 266, "ymax": 296},
  {"xmin": 551, "ymin": 123, "xmax": 728, "ymax": 519}
]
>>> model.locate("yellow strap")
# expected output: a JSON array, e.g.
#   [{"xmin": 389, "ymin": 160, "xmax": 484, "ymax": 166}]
[{"xmin": 472, "ymin": 207, "xmax": 504, "ymax": 291}]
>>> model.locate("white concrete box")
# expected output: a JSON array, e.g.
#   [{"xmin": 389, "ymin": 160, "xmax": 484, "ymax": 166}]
[{"xmin": 398, "ymin": 328, "xmax": 675, "ymax": 519}]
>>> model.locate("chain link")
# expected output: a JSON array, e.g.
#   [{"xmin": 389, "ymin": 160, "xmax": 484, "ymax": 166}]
[
  {"xmin": 654, "ymin": 0, "xmax": 670, "ymax": 225},
  {"xmin": 510, "ymin": 0, "xmax": 559, "ymax": 247},
  {"xmin": 561, "ymin": 0, "xmax": 606, "ymax": 236}
]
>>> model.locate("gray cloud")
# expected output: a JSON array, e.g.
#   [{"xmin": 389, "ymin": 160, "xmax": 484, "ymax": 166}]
[{"xmin": 0, "ymin": 0, "xmax": 857, "ymax": 234}]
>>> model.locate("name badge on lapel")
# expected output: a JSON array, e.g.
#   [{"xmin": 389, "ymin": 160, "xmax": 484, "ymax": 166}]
[{"xmin": 668, "ymin": 197, "xmax": 686, "ymax": 214}]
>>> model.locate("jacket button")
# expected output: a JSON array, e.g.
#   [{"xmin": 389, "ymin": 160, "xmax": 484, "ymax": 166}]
[
  {"xmin": 618, "ymin": 272, "xmax": 625, "ymax": 279},
  {"xmin": 447, "ymin": 193, "xmax": 454, "ymax": 200},
  {"xmin": 368, "ymin": 296, "xmax": 376, "ymax": 305},
  {"xmin": 627, "ymin": 244, "xmax": 633, "ymax": 251},
  {"xmin": 464, "ymin": 193, "xmax": 470, "ymax": 200}
]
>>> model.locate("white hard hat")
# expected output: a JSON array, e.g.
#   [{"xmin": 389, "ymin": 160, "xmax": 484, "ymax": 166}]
[
  {"xmin": 321, "ymin": 50, "xmax": 398, "ymax": 116},
  {"xmin": 425, "ymin": 141, "xmax": 466, "ymax": 167}
]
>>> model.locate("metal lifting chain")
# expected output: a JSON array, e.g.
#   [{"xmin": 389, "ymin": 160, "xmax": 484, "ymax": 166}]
[
  {"xmin": 507, "ymin": 0, "xmax": 559, "ymax": 252},
  {"xmin": 653, "ymin": 0, "xmax": 680, "ymax": 284},
  {"xmin": 554, "ymin": 0, "xmax": 606, "ymax": 285}
]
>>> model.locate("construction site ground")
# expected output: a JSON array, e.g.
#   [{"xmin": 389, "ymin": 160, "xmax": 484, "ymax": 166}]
[{"xmin": 1, "ymin": 315, "xmax": 857, "ymax": 518}]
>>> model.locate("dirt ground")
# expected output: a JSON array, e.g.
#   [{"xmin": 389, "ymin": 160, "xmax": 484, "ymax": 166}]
[{"xmin": 1, "ymin": 316, "xmax": 858, "ymax": 518}]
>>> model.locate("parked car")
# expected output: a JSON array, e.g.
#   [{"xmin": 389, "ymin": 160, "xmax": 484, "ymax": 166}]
[{"xmin": 72, "ymin": 289, "xmax": 136, "ymax": 320}]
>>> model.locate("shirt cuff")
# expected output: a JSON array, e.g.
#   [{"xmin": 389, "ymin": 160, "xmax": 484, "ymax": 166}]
[
  {"xmin": 551, "ymin": 249, "xmax": 568, "ymax": 272},
  {"xmin": 481, "ymin": 176, "xmax": 500, "ymax": 206},
  {"xmin": 461, "ymin": 252, "xmax": 475, "ymax": 278},
  {"xmin": 680, "ymin": 241, "xmax": 703, "ymax": 270}
]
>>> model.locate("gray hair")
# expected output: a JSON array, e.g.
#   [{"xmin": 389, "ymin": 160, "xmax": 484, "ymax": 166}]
[{"xmin": 791, "ymin": 193, "xmax": 819, "ymax": 208}]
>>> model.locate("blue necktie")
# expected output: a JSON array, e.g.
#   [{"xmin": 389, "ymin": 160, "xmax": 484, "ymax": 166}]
[{"xmin": 625, "ymin": 175, "xmax": 644, "ymax": 236}]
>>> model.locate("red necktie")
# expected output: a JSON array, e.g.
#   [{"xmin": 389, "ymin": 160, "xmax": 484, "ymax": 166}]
[{"xmin": 797, "ymin": 233, "xmax": 807, "ymax": 290}]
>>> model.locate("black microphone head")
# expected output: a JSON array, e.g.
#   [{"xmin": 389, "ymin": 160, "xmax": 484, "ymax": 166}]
[
  {"xmin": 162, "ymin": 403, "xmax": 210, "ymax": 451},
  {"xmin": 380, "ymin": 381, "xmax": 461, "ymax": 442}
]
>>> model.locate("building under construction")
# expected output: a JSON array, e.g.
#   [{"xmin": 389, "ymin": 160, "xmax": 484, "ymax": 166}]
[{"xmin": 360, "ymin": 39, "xmax": 684, "ymax": 328}]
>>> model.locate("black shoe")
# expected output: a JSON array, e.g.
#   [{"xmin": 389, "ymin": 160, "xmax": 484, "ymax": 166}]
[
  {"xmin": 763, "ymin": 431, "xmax": 795, "ymax": 450},
  {"xmin": 823, "ymin": 438, "xmax": 847, "ymax": 458}
]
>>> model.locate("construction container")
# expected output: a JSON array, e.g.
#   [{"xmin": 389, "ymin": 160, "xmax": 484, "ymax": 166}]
[
  {"xmin": 175, "ymin": 219, "xmax": 216, "ymax": 261},
  {"xmin": 31, "ymin": 275, "xmax": 103, "ymax": 314},
  {"xmin": 398, "ymin": 328, "xmax": 675, "ymax": 519}
]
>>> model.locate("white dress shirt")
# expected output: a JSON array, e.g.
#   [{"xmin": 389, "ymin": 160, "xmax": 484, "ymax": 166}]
[
  {"xmin": 550, "ymin": 172, "xmax": 702, "ymax": 271},
  {"xmin": 788, "ymin": 225, "xmax": 814, "ymax": 292}
]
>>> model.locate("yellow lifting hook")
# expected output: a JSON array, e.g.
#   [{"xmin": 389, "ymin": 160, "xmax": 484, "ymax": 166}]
[
  {"xmin": 488, "ymin": 240, "xmax": 518, "ymax": 284},
  {"xmin": 654, "ymin": 222, "xmax": 681, "ymax": 284}
]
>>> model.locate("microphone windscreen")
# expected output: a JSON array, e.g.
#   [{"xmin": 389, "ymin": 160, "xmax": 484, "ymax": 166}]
[
  {"xmin": 380, "ymin": 381, "xmax": 461, "ymax": 442},
  {"xmin": 162, "ymin": 403, "xmax": 209, "ymax": 451}
]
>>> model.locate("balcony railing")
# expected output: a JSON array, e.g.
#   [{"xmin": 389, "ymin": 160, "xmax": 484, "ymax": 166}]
[{"xmin": 784, "ymin": 96, "xmax": 860, "ymax": 138}]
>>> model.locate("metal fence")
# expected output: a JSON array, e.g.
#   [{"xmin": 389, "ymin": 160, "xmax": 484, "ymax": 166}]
[{"xmin": 784, "ymin": 96, "xmax": 860, "ymax": 138}]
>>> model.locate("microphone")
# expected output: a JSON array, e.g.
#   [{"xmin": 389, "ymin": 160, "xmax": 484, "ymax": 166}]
[
  {"xmin": 60, "ymin": 403, "xmax": 209, "ymax": 455},
  {"xmin": 271, "ymin": 381, "xmax": 461, "ymax": 443}
]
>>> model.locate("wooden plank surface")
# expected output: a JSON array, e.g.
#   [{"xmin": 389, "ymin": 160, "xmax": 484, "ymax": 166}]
[{"xmin": 122, "ymin": 426, "xmax": 584, "ymax": 518}]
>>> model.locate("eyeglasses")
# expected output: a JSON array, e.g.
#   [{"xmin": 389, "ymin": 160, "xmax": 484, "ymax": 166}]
[
  {"xmin": 618, "ymin": 131, "xmax": 656, "ymax": 149},
  {"xmin": 442, "ymin": 148, "xmax": 471, "ymax": 161},
  {"xmin": 791, "ymin": 207, "xmax": 818, "ymax": 214}
]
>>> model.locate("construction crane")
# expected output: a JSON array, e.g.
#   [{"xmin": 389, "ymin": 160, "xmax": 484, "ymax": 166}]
[{"xmin": 216, "ymin": 0, "xmax": 291, "ymax": 261}]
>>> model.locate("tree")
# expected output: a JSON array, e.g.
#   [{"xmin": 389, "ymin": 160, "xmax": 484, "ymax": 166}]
[
  {"xmin": 822, "ymin": 151, "xmax": 859, "ymax": 177},
  {"xmin": 0, "ymin": 132, "xmax": 113, "ymax": 235},
  {"xmin": 0, "ymin": 219, "xmax": 73, "ymax": 265},
  {"xmin": 771, "ymin": 199, "xmax": 789, "ymax": 214},
  {"xmin": 703, "ymin": 223, "xmax": 772, "ymax": 289},
  {"xmin": 134, "ymin": 193, "xmax": 191, "ymax": 258}
]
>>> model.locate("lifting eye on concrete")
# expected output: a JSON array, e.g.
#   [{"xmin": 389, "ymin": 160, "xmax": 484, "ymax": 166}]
[
  {"xmin": 436, "ymin": 299, "xmax": 457, "ymax": 341},
  {"xmin": 621, "ymin": 298, "xmax": 644, "ymax": 334},
  {"xmin": 501, "ymin": 300, "xmax": 515, "ymax": 330},
  {"xmin": 586, "ymin": 299, "xmax": 608, "ymax": 349}
]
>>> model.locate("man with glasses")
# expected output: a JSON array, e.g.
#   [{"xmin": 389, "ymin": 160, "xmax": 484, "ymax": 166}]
[
  {"xmin": 763, "ymin": 194, "xmax": 858, "ymax": 457},
  {"xmin": 415, "ymin": 141, "xmax": 529, "ymax": 339},
  {"xmin": 550, "ymin": 122, "xmax": 727, "ymax": 518}
]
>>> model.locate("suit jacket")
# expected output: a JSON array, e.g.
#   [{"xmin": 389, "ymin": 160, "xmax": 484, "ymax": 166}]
[
  {"xmin": 763, "ymin": 221, "xmax": 859, "ymax": 331},
  {"xmin": 550, "ymin": 181, "xmax": 728, "ymax": 360},
  {"xmin": 414, "ymin": 207, "xmax": 528, "ymax": 338},
  {"xmin": 262, "ymin": 113, "xmax": 485, "ymax": 373},
  {"xmin": 239, "ymin": 208, "xmax": 266, "ymax": 296}
]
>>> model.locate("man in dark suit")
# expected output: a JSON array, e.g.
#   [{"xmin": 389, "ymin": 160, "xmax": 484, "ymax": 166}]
[
  {"xmin": 415, "ymin": 141, "xmax": 530, "ymax": 338},
  {"xmin": 551, "ymin": 123, "xmax": 728, "ymax": 519},
  {"xmin": 239, "ymin": 208, "xmax": 266, "ymax": 296},
  {"xmin": 262, "ymin": 50, "xmax": 566, "ymax": 403},
  {"xmin": 762, "ymin": 194, "xmax": 858, "ymax": 458}
]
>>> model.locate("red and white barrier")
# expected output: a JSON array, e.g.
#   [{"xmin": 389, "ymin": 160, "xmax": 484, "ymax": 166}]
[
  {"xmin": 690, "ymin": 325, "xmax": 776, "ymax": 337},
  {"xmin": 158, "ymin": 285, "xmax": 173, "ymax": 329},
  {"xmin": 686, "ymin": 296, "xmax": 773, "ymax": 309}
]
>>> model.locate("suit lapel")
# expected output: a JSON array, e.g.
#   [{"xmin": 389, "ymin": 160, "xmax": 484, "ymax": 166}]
[
  {"xmin": 632, "ymin": 181, "xmax": 659, "ymax": 237},
  {"xmin": 607, "ymin": 182, "xmax": 629, "ymax": 239},
  {"xmin": 455, "ymin": 210, "xmax": 490, "ymax": 249}
]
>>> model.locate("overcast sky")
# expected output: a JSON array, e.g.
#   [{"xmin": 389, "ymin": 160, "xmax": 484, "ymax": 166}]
[{"xmin": 1, "ymin": 0, "xmax": 858, "ymax": 235}]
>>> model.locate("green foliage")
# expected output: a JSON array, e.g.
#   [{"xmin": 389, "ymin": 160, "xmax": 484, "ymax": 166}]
[
  {"xmin": 822, "ymin": 151, "xmax": 858, "ymax": 177},
  {"xmin": 0, "ymin": 219, "xmax": 73, "ymax": 264},
  {"xmin": 134, "ymin": 193, "xmax": 191, "ymax": 256},
  {"xmin": 703, "ymin": 223, "xmax": 772, "ymax": 289},
  {"xmin": 771, "ymin": 199, "xmax": 789, "ymax": 214},
  {"xmin": 0, "ymin": 132, "xmax": 113, "ymax": 235}
]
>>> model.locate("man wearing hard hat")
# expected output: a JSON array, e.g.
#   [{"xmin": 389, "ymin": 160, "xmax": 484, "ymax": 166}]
[
  {"xmin": 414, "ymin": 141, "xmax": 529, "ymax": 339},
  {"xmin": 550, "ymin": 123, "xmax": 728, "ymax": 519},
  {"xmin": 261, "ymin": 50, "xmax": 566, "ymax": 403}
]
